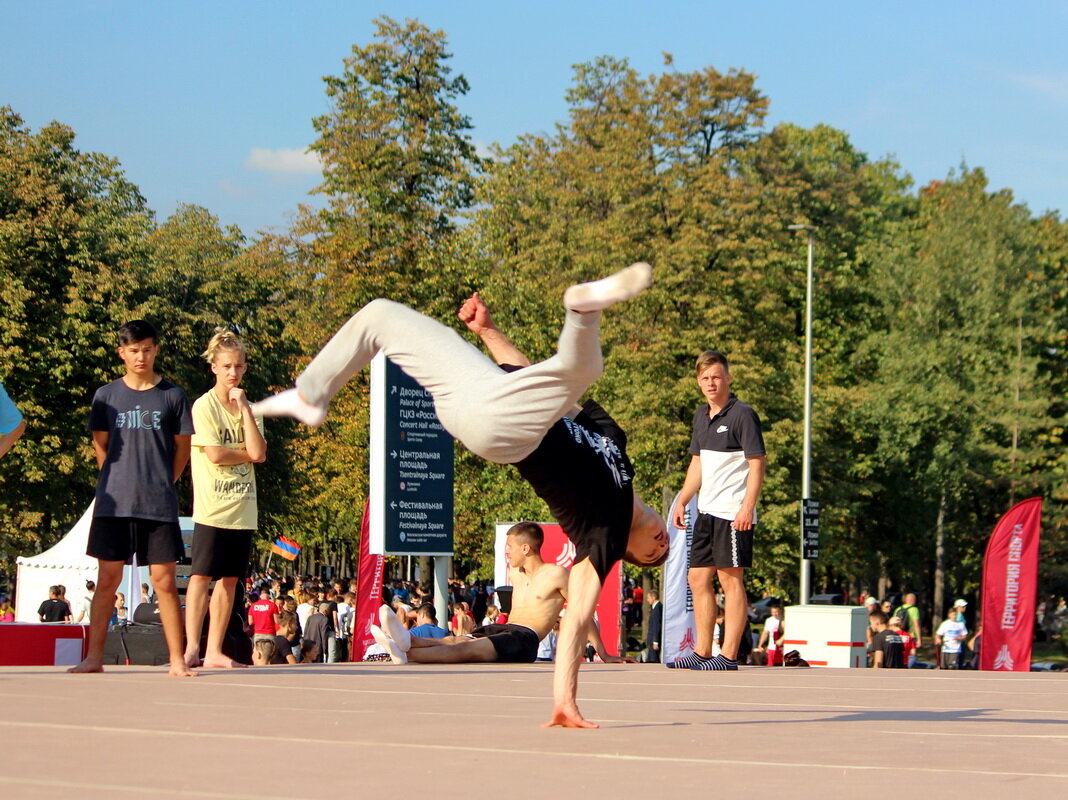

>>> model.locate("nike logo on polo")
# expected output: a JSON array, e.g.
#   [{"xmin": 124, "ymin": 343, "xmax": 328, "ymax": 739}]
[{"xmin": 716, "ymin": 425, "xmax": 728, "ymax": 433}]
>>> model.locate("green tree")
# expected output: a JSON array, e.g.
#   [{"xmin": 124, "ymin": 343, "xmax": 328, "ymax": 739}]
[
  {"xmin": 1024, "ymin": 212, "xmax": 1068, "ymax": 600},
  {"xmin": 0, "ymin": 115, "xmax": 308, "ymax": 567},
  {"xmin": 860, "ymin": 169, "xmax": 1051, "ymax": 622},
  {"xmin": 302, "ymin": 15, "xmax": 480, "ymax": 316}
]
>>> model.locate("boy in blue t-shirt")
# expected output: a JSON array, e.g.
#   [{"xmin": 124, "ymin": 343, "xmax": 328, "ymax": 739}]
[
  {"xmin": 70, "ymin": 320, "xmax": 195, "ymax": 676},
  {"xmin": 0, "ymin": 382, "xmax": 25, "ymax": 460}
]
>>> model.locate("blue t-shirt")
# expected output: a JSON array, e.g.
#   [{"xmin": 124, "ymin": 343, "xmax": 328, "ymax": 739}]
[
  {"xmin": 89, "ymin": 378, "xmax": 194, "ymax": 522},
  {"xmin": 409, "ymin": 623, "xmax": 448, "ymax": 639},
  {"xmin": 0, "ymin": 383, "xmax": 22, "ymax": 435}
]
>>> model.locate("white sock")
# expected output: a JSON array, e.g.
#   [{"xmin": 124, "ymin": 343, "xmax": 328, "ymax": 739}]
[
  {"xmin": 249, "ymin": 388, "xmax": 327, "ymax": 428},
  {"xmin": 370, "ymin": 625, "xmax": 408, "ymax": 664},
  {"xmin": 563, "ymin": 262, "xmax": 652, "ymax": 312},
  {"xmin": 378, "ymin": 604, "xmax": 411, "ymax": 651}
]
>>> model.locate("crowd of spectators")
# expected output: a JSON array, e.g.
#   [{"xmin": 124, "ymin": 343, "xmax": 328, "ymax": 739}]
[
  {"xmin": 5, "ymin": 571, "xmax": 1066, "ymax": 672},
  {"xmin": 219, "ymin": 571, "xmax": 519, "ymax": 665},
  {"xmin": 234, "ymin": 571, "xmax": 356, "ymax": 664}
]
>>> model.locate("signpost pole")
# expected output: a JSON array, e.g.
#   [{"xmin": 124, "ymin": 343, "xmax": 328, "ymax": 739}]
[
  {"xmin": 433, "ymin": 556, "xmax": 449, "ymax": 631},
  {"xmin": 789, "ymin": 225, "xmax": 816, "ymax": 605}
]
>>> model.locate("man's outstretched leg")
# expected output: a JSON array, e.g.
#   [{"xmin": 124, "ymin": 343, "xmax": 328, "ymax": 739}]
[
  {"xmin": 183, "ymin": 574, "xmax": 211, "ymax": 667},
  {"xmin": 253, "ymin": 264, "xmax": 651, "ymax": 464},
  {"xmin": 668, "ymin": 566, "xmax": 718, "ymax": 669},
  {"xmin": 251, "ymin": 298, "xmax": 499, "ymax": 428},
  {"xmin": 371, "ymin": 624, "xmax": 499, "ymax": 665},
  {"xmin": 689, "ymin": 566, "xmax": 745, "ymax": 671},
  {"xmin": 201, "ymin": 577, "xmax": 246, "ymax": 669},
  {"xmin": 151, "ymin": 563, "xmax": 196, "ymax": 678}
]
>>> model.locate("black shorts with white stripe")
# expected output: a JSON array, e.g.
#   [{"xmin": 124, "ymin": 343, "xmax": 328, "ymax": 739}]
[{"xmin": 690, "ymin": 513, "xmax": 753, "ymax": 569}]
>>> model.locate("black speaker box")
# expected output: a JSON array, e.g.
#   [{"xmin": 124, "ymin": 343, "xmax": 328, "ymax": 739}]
[
  {"xmin": 103, "ymin": 623, "xmax": 170, "ymax": 666},
  {"xmin": 103, "ymin": 620, "xmax": 252, "ymax": 666}
]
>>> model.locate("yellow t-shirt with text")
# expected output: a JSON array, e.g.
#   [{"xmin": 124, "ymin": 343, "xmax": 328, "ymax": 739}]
[{"xmin": 191, "ymin": 390, "xmax": 264, "ymax": 529}]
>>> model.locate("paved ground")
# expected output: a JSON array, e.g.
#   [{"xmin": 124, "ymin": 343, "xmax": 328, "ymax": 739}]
[{"xmin": 1, "ymin": 663, "xmax": 1066, "ymax": 799}]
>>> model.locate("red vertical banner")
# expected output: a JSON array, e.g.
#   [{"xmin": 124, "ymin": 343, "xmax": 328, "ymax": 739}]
[
  {"xmin": 352, "ymin": 500, "xmax": 385, "ymax": 662},
  {"xmin": 979, "ymin": 497, "xmax": 1042, "ymax": 671}
]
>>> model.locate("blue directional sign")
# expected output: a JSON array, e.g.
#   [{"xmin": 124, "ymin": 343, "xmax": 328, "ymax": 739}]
[{"xmin": 369, "ymin": 354, "xmax": 454, "ymax": 555}]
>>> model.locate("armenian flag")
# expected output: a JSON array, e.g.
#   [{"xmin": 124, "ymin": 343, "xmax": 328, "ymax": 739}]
[{"xmin": 271, "ymin": 535, "xmax": 301, "ymax": 561}]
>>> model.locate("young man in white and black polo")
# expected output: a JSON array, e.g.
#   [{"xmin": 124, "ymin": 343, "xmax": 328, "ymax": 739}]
[{"xmin": 671, "ymin": 350, "xmax": 765, "ymax": 670}]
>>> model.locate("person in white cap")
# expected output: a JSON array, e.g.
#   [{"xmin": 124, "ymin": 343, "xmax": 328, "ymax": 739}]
[
  {"xmin": 935, "ymin": 603, "xmax": 968, "ymax": 669},
  {"xmin": 952, "ymin": 598, "xmax": 969, "ymax": 667}
]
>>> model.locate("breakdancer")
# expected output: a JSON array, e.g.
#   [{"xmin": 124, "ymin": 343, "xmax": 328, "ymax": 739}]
[{"xmin": 253, "ymin": 264, "xmax": 668, "ymax": 728}]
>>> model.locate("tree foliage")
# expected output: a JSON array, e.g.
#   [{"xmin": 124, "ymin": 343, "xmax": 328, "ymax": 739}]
[{"xmin": 857, "ymin": 170, "xmax": 1059, "ymax": 613}]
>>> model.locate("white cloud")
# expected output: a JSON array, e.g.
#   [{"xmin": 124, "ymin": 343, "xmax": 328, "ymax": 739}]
[
  {"xmin": 217, "ymin": 178, "xmax": 259, "ymax": 199},
  {"xmin": 244, "ymin": 146, "xmax": 322, "ymax": 175},
  {"xmin": 1011, "ymin": 73, "xmax": 1068, "ymax": 108}
]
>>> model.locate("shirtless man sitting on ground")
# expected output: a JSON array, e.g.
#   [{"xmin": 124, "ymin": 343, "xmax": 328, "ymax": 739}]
[{"xmin": 372, "ymin": 522, "xmax": 625, "ymax": 664}]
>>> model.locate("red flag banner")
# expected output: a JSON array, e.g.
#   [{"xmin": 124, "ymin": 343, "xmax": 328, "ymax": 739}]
[
  {"xmin": 352, "ymin": 500, "xmax": 385, "ymax": 662},
  {"xmin": 979, "ymin": 497, "xmax": 1042, "ymax": 671}
]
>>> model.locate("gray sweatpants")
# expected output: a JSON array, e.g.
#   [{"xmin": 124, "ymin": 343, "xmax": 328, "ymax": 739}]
[{"xmin": 295, "ymin": 299, "xmax": 603, "ymax": 464}]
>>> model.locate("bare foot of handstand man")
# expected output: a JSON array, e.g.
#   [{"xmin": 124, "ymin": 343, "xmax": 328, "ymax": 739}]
[{"xmin": 253, "ymin": 264, "xmax": 668, "ymax": 726}]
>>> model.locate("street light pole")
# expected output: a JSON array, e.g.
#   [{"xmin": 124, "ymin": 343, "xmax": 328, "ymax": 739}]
[{"xmin": 788, "ymin": 224, "xmax": 815, "ymax": 605}]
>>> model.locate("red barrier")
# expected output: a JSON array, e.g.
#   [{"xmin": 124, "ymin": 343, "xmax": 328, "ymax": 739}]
[{"xmin": 0, "ymin": 623, "xmax": 89, "ymax": 666}]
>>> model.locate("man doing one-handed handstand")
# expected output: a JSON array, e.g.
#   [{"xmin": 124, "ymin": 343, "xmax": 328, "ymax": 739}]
[{"xmin": 253, "ymin": 264, "xmax": 668, "ymax": 727}]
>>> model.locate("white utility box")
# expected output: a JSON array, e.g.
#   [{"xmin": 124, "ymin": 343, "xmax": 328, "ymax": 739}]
[{"xmin": 782, "ymin": 605, "xmax": 869, "ymax": 668}]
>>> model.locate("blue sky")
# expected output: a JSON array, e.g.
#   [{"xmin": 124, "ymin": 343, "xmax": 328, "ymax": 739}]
[{"xmin": 3, "ymin": 1, "xmax": 1065, "ymax": 235}]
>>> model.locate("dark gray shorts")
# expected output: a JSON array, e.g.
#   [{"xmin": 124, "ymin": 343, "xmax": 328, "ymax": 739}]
[
  {"xmin": 190, "ymin": 523, "xmax": 253, "ymax": 580},
  {"xmin": 471, "ymin": 623, "xmax": 540, "ymax": 663},
  {"xmin": 690, "ymin": 514, "xmax": 753, "ymax": 569},
  {"xmin": 87, "ymin": 516, "xmax": 183, "ymax": 565}
]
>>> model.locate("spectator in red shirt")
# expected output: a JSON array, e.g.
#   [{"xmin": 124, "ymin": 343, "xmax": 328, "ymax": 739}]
[
  {"xmin": 247, "ymin": 589, "xmax": 280, "ymax": 644},
  {"xmin": 632, "ymin": 584, "xmax": 644, "ymax": 627}
]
